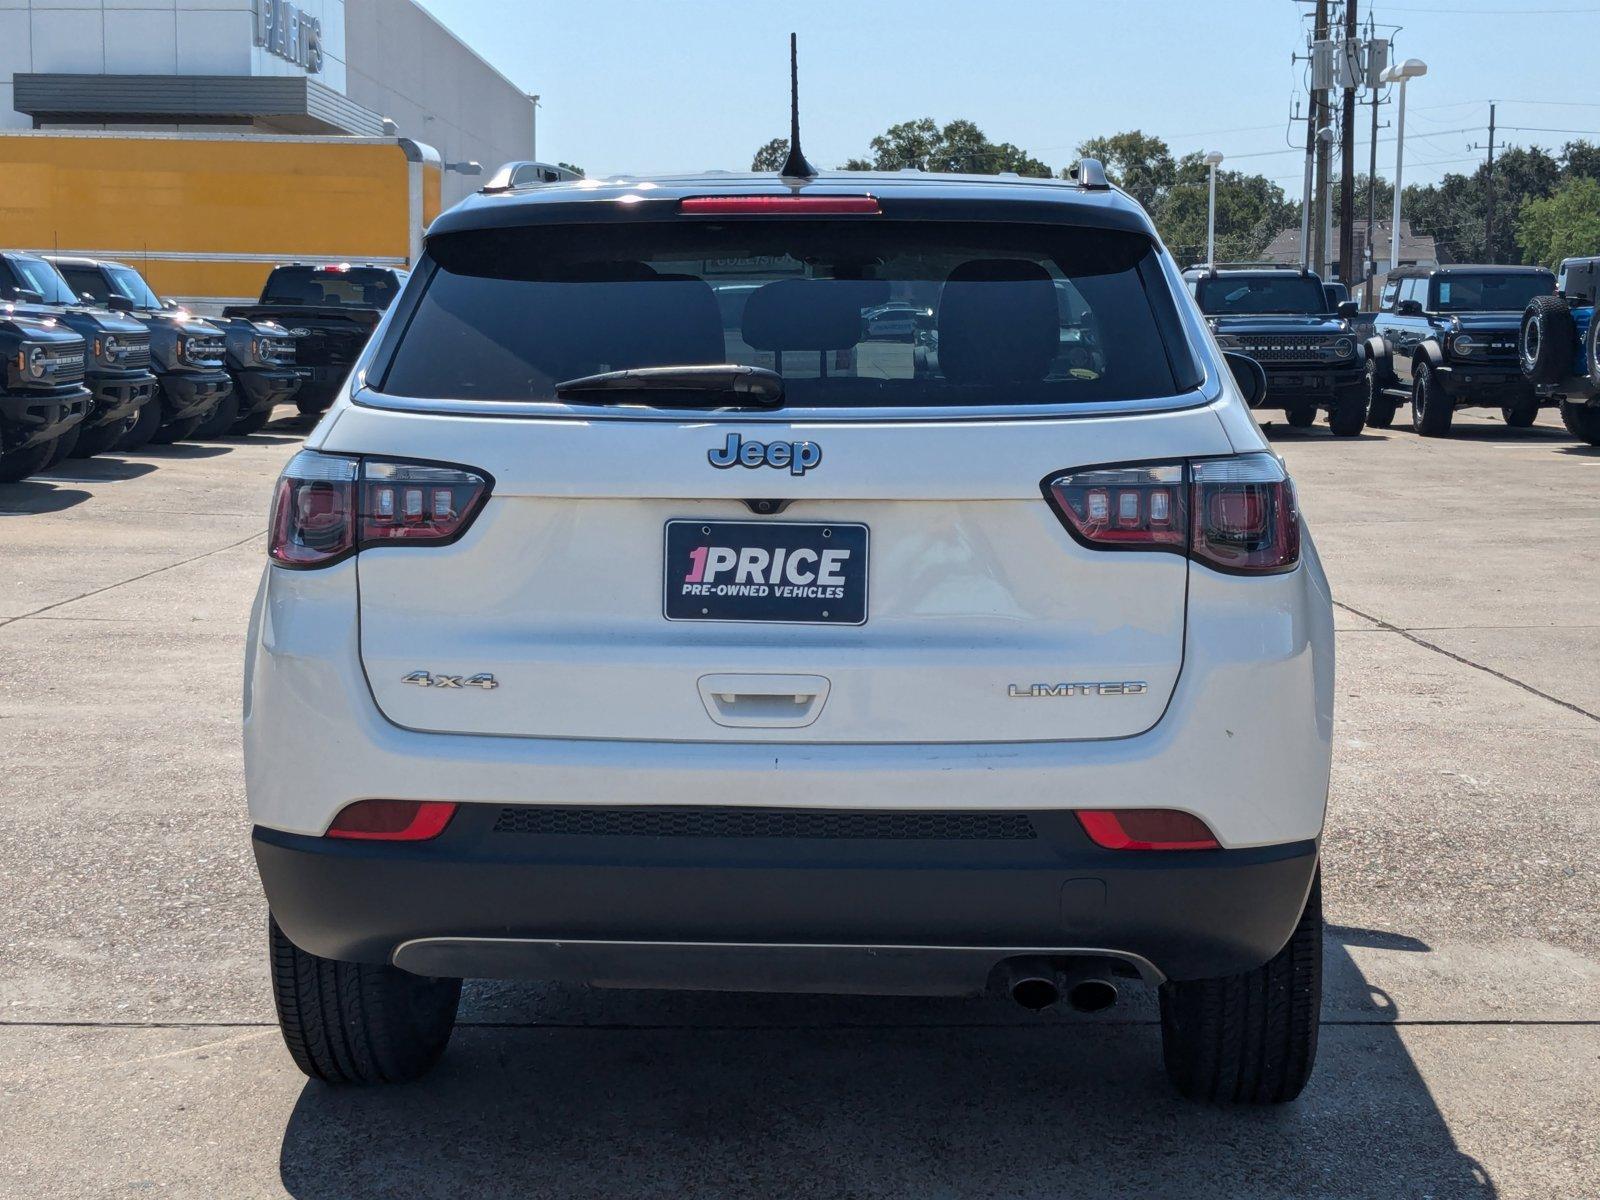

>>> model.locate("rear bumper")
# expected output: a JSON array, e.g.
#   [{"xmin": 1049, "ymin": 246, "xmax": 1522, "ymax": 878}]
[
  {"xmin": 157, "ymin": 371, "xmax": 231, "ymax": 421},
  {"xmin": 84, "ymin": 372, "xmax": 157, "ymax": 427},
  {"xmin": 0, "ymin": 386, "xmax": 91, "ymax": 451},
  {"xmin": 255, "ymin": 809, "xmax": 1319, "ymax": 987},
  {"xmin": 233, "ymin": 367, "xmax": 302, "ymax": 412}
]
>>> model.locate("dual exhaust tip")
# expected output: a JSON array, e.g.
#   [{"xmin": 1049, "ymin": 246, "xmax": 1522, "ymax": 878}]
[{"xmin": 1002, "ymin": 958, "xmax": 1121, "ymax": 1013}]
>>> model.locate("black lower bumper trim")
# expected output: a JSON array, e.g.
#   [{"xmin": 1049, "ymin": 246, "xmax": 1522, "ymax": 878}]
[
  {"xmin": 157, "ymin": 372, "xmax": 231, "ymax": 420},
  {"xmin": 85, "ymin": 373, "xmax": 157, "ymax": 427},
  {"xmin": 1, "ymin": 387, "xmax": 91, "ymax": 450},
  {"xmin": 233, "ymin": 368, "xmax": 302, "ymax": 411},
  {"xmin": 255, "ymin": 805, "xmax": 1319, "ymax": 986}
]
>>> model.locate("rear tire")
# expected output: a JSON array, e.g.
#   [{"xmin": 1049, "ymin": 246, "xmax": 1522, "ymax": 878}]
[
  {"xmin": 296, "ymin": 395, "xmax": 330, "ymax": 418},
  {"xmin": 190, "ymin": 391, "xmax": 240, "ymax": 439},
  {"xmin": 1285, "ymin": 404, "xmax": 1316, "ymax": 429},
  {"xmin": 1501, "ymin": 400, "xmax": 1539, "ymax": 428},
  {"xmin": 1561, "ymin": 400, "xmax": 1600, "ymax": 445},
  {"xmin": 1365, "ymin": 358, "xmax": 1399, "ymax": 428},
  {"xmin": 72, "ymin": 415, "xmax": 135, "ymax": 458},
  {"xmin": 1327, "ymin": 390, "xmax": 1367, "ymax": 437},
  {"xmin": 231, "ymin": 406, "xmax": 273, "ymax": 435},
  {"xmin": 269, "ymin": 915, "xmax": 460, "ymax": 1085},
  {"xmin": 1411, "ymin": 362, "xmax": 1454, "ymax": 437},
  {"xmin": 116, "ymin": 398, "xmax": 162, "ymax": 452},
  {"xmin": 1521, "ymin": 295, "xmax": 1575, "ymax": 385},
  {"xmin": 0, "ymin": 438, "xmax": 58, "ymax": 483},
  {"xmin": 1159, "ymin": 869, "xmax": 1322, "ymax": 1105}
]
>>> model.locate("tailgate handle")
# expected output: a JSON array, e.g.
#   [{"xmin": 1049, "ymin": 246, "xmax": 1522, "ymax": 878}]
[{"xmin": 697, "ymin": 674, "xmax": 830, "ymax": 729}]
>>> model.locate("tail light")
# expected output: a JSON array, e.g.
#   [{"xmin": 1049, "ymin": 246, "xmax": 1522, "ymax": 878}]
[
  {"xmin": 1077, "ymin": 809, "xmax": 1219, "ymax": 851},
  {"xmin": 326, "ymin": 799, "xmax": 457, "ymax": 841},
  {"xmin": 1044, "ymin": 452, "xmax": 1299, "ymax": 575},
  {"xmin": 268, "ymin": 450, "xmax": 491, "ymax": 568}
]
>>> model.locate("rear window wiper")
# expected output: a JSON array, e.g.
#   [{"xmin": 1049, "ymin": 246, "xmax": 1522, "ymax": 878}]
[{"xmin": 553, "ymin": 364, "xmax": 784, "ymax": 409}]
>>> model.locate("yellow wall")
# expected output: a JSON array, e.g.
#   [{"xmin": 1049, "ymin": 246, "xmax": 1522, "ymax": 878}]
[{"xmin": 0, "ymin": 134, "xmax": 422, "ymax": 301}]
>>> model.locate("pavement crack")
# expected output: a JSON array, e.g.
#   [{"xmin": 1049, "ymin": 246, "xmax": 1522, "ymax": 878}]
[
  {"xmin": 0, "ymin": 531, "xmax": 265, "ymax": 629},
  {"xmin": 1334, "ymin": 599, "xmax": 1600, "ymax": 725}
]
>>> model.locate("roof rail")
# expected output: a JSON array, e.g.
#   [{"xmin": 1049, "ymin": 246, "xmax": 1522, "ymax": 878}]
[
  {"xmin": 481, "ymin": 160, "xmax": 583, "ymax": 194},
  {"xmin": 1069, "ymin": 158, "xmax": 1110, "ymax": 190}
]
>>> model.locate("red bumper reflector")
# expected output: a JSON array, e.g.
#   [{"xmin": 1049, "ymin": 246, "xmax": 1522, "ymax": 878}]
[
  {"xmin": 679, "ymin": 195, "xmax": 881, "ymax": 216},
  {"xmin": 1077, "ymin": 809, "xmax": 1220, "ymax": 851},
  {"xmin": 326, "ymin": 800, "xmax": 458, "ymax": 841}
]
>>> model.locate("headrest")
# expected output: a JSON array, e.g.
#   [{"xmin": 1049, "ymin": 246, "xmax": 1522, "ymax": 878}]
[
  {"xmin": 742, "ymin": 278, "xmax": 890, "ymax": 351},
  {"xmin": 936, "ymin": 259, "xmax": 1059, "ymax": 385}
]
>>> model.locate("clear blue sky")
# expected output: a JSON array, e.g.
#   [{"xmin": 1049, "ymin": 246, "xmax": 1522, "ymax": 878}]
[{"xmin": 419, "ymin": 0, "xmax": 1600, "ymax": 193}]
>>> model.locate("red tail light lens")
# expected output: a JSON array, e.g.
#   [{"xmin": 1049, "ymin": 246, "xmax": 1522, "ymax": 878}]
[
  {"xmin": 268, "ymin": 451, "xmax": 491, "ymax": 568},
  {"xmin": 1077, "ymin": 809, "xmax": 1220, "ymax": 851},
  {"xmin": 679, "ymin": 195, "xmax": 881, "ymax": 216},
  {"xmin": 1044, "ymin": 453, "xmax": 1299, "ymax": 575},
  {"xmin": 326, "ymin": 799, "xmax": 457, "ymax": 841}
]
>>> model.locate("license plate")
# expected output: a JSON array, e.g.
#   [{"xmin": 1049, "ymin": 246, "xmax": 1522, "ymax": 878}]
[{"xmin": 664, "ymin": 520, "xmax": 868, "ymax": 625}]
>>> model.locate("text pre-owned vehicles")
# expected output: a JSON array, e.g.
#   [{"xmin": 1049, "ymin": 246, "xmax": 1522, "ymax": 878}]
[
  {"xmin": 224, "ymin": 264, "xmax": 408, "ymax": 417},
  {"xmin": 0, "ymin": 252, "xmax": 156, "ymax": 461},
  {"xmin": 246, "ymin": 165, "xmax": 1333, "ymax": 1103},
  {"xmin": 48, "ymin": 258, "xmax": 232, "ymax": 450},
  {"xmin": 1366, "ymin": 264, "xmax": 1555, "ymax": 437},
  {"xmin": 1183, "ymin": 266, "xmax": 1367, "ymax": 436},
  {"xmin": 0, "ymin": 304, "xmax": 89, "ymax": 482},
  {"xmin": 1518, "ymin": 256, "xmax": 1600, "ymax": 445}
]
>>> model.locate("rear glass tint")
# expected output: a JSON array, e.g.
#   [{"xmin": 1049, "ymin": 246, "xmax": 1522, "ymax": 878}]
[
  {"xmin": 378, "ymin": 221, "xmax": 1197, "ymax": 407},
  {"xmin": 263, "ymin": 267, "xmax": 401, "ymax": 308}
]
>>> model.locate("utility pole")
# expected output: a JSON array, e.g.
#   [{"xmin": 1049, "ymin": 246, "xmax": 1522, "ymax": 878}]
[
  {"xmin": 1312, "ymin": 0, "xmax": 1332, "ymax": 278},
  {"xmin": 1339, "ymin": 0, "xmax": 1358, "ymax": 288},
  {"xmin": 1483, "ymin": 102, "xmax": 1498, "ymax": 263},
  {"xmin": 1365, "ymin": 54, "xmax": 1381, "ymax": 307}
]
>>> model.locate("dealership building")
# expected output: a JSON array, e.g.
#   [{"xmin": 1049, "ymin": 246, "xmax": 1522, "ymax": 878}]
[{"xmin": 0, "ymin": 0, "xmax": 538, "ymax": 206}]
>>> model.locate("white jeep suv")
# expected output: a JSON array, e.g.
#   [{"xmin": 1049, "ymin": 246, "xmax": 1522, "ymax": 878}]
[{"xmin": 245, "ymin": 165, "xmax": 1333, "ymax": 1102}]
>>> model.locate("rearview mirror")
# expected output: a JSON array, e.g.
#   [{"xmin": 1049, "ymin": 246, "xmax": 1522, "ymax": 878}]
[
  {"xmin": 1223, "ymin": 351, "xmax": 1267, "ymax": 409},
  {"xmin": 107, "ymin": 295, "xmax": 135, "ymax": 313},
  {"xmin": 80, "ymin": 292, "xmax": 97, "ymax": 305},
  {"xmin": 1338, "ymin": 300, "xmax": 1359, "ymax": 319},
  {"xmin": 1397, "ymin": 298, "xmax": 1423, "ymax": 316}
]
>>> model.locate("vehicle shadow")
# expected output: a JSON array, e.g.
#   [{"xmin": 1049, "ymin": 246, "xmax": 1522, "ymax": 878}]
[
  {"xmin": 32, "ymin": 456, "xmax": 160, "ymax": 484},
  {"xmin": 1260, "ymin": 424, "xmax": 1391, "ymax": 443},
  {"xmin": 136, "ymin": 443, "xmax": 232, "ymax": 460},
  {"xmin": 0, "ymin": 480, "xmax": 94, "ymax": 514},
  {"xmin": 276, "ymin": 933, "xmax": 1495, "ymax": 1199}
]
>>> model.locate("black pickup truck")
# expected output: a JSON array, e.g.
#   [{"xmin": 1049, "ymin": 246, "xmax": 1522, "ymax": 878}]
[
  {"xmin": 1364, "ymin": 264, "xmax": 1555, "ymax": 437},
  {"xmin": 0, "ymin": 251, "xmax": 157, "ymax": 461},
  {"xmin": 1183, "ymin": 266, "xmax": 1367, "ymax": 436},
  {"xmin": 225, "ymin": 264, "xmax": 408, "ymax": 416}
]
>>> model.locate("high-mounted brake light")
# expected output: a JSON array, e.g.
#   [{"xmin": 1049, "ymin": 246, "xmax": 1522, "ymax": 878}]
[
  {"xmin": 326, "ymin": 799, "xmax": 457, "ymax": 841},
  {"xmin": 1077, "ymin": 809, "xmax": 1220, "ymax": 851},
  {"xmin": 268, "ymin": 450, "xmax": 491, "ymax": 568},
  {"xmin": 1044, "ymin": 453, "xmax": 1299, "ymax": 575},
  {"xmin": 679, "ymin": 195, "xmax": 881, "ymax": 216}
]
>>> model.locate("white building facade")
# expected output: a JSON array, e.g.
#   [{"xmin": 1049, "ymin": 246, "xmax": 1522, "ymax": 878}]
[{"xmin": 0, "ymin": 0, "xmax": 536, "ymax": 205}]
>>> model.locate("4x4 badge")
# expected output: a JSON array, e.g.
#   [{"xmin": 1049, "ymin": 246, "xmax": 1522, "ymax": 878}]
[
  {"xmin": 708, "ymin": 432, "xmax": 821, "ymax": 476},
  {"xmin": 403, "ymin": 671, "xmax": 498, "ymax": 690}
]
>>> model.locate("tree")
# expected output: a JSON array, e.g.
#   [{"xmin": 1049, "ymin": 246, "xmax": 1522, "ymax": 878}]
[
  {"xmin": 750, "ymin": 138, "xmax": 789, "ymax": 172},
  {"xmin": 1071, "ymin": 131, "xmax": 1175, "ymax": 211},
  {"xmin": 557, "ymin": 162, "xmax": 585, "ymax": 178},
  {"xmin": 1518, "ymin": 176, "xmax": 1600, "ymax": 268},
  {"xmin": 1154, "ymin": 152, "xmax": 1295, "ymax": 266},
  {"xmin": 847, "ymin": 118, "xmax": 1051, "ymax": 177}
]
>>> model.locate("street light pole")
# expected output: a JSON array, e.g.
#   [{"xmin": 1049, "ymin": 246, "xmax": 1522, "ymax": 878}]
[
  {"xmin": 1381, "ymin": 59, "xmax": 1428, "ymax": 275},
  {"xmin": 1204, "ymin": 151, "xmax": 1224, "ymax": 269}
]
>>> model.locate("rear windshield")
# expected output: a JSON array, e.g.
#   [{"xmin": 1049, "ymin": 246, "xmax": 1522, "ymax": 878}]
[
  {"xmin": 377, "ymin": 221, "xmax": 1198, "ymax": 408},
  {"xmin": 1193, "ymin": 275, "xmax": 1328, "ymax": 315},
  {"xmin": 262, "ymin": 267, "xmax": 401, "ymax": 308},
  {"xmin": 1431, "ymin": 272, "xmax": 1552, "ymax": 313}
]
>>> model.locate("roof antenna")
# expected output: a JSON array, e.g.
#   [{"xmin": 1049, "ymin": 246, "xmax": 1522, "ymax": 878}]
[{"xmin": 778, "ymin": 33, "xmax": 817, "ymax": 180}]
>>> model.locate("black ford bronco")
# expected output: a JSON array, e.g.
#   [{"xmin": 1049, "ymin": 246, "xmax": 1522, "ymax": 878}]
[
  {"xmin": 0, "ymin": 304, "xmax": 90, "ymax": 482},
  {"xmin": 1365, "ymin": 264, "xmax": 1554, "ymax": 437},
  {"xmin": 48, "ymin": 257, "xmax": 234, "ymax": 451},
  {"xmin": 1183, "ymin": 266, "xmax": 1366, "ymax": 436},
  {"xmin": 0, "ymin": 251, "xmax": 157, "ymax": 461}
]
